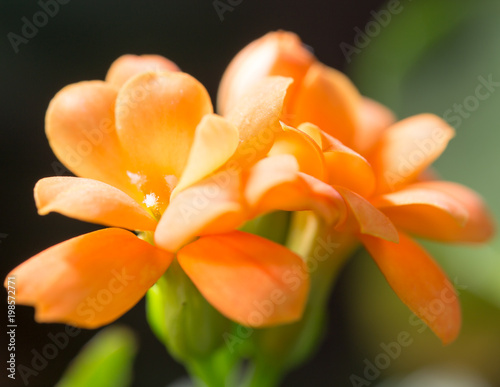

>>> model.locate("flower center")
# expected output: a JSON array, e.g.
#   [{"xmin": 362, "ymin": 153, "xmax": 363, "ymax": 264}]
[{"xmin": 127, "ymin": 171, "xmax": 178, "ymax": 220}]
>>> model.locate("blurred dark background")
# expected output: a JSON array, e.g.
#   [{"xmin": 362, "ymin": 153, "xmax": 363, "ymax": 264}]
[{"xmin": 0, "ymin": 1, "xmax": 388, "ymax": 386}]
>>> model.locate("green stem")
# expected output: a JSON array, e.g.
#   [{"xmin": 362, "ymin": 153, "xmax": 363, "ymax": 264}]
[
  {"xmin": 288, "ymin": 211, "xmax": 359, "ymax": 301},
  {"xmin": 242, "ymin": 359, "xmax": 283, "ymax": 387},
  {"xmin": 247, "ymin": 211, "xmax": 359, "ymax": 378},
  {"xmin": 239, "ymin": 211, "xmax": 291, "ymax": 245},
  {"xmin": 187, "ymin": 351, "xmax": 240, "ymax": 387},
  {"xmin": 146, "ymin": 259, "xmax": 238, "ymax": 386},
  {"xmin": 187, "ymin": 361, "xmax": 223, "ymax": 387}
]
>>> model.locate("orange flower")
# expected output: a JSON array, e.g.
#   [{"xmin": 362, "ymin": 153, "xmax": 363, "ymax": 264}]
[
  {"xmin": 362, "ymin": 114, "xmax": 494, "ymax": 343},
  {"xmin": 5, "ymin": 55, "xmax": 322, "ymax": 329},
  {"xmin": 219, "ymin": 31, "xmax": 360, "ymax": 149},
  {"xmin": 219, "ymin": 31, "xmax": 396, "ymax": 154},
  {"xmin": 219, "ymin": 31, "xmax": 495, "ymax": 344}
]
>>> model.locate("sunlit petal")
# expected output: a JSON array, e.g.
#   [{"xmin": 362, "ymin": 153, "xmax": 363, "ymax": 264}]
[
  {"xmin": 6, "ymin": 229, "xmax": 173, "ymax": 328},
  {"xmin": 174, "ymin": 114, "xmax": 239, "ymax": 195},
  {"xmin": 245, "ymin": 155, "xmax": 346, "ymax": 224},
  {"xmin": 105, "ymin": 54, "xmax": 179, "ymax": 88},
  {"xmin": 355, "ymin": 97, "xmax": 396, "ymax": 154},
  {"xmin": 115, "ymin": 71, "xmax": 212, "ymax": 177},
  {"xmin": 268, "ymin": 123, "xmax": 326, "ymax": 180},
  {"xmin": 321, "ymin": 130, "xmax": 376, "ymax": 197},
  {"xmin": 370, "ymin": 114, "xmax": 455, "ymax": 193},
  {"xmin": 372, "ymin": 184, "xmax": 469, "ymax": 242},
  {"xmin": 335, "ymin": 187, "xmax": 398, "ymax": 243},
  {"xmin": 297, "ymin": 122, "xmax": 323, "ymax": 148},
  {"xmin": 218, "ymin": 31, "xmax": 314, "ymax": 117},
  {"xmin": 393, "ymin": 181, "xmax": 495, "ymax": 242},
  {"xmin": 155, "ymin": 171, "xmax": 246, "ymax": 252},
  {"xmin": 45, "ymin": 81, "xmax": 139, "ymax": 199},
  {"xmin": 293, "ymin": 63, "xmax": 360, "ymax": 147},
  {"xmin": 226, "ymin": 76, "xmax": 292, "ymax": 168},
  {"xmin": 361, "ymin": 231, "xmax": 461, "ymax": 345},
  {"xmin": 35, "ymin": 177, "xmax": 157, "ymax": 231},
  {"xmin": 177, "ymin": 231, "xmax": 309, "ymax": 327}
]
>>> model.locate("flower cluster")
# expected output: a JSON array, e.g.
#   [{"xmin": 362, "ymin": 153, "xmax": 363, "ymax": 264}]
[{"xmin": 5, "ymin": 32, "xmax": 494, "ymax": 351}]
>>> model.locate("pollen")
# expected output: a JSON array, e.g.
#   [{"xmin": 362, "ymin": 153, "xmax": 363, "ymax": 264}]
[{"xmin": 143, "ymin": 193, "xmax": 158, "ymax": 208}]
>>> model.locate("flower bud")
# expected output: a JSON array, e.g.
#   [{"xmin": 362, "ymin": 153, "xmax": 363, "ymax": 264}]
[{"xmin": 146, "ymin": 259, "xmax": 232, "ymax": 361}]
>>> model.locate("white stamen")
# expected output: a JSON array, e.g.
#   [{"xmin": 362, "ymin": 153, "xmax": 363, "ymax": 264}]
[{"xmin": 143, "ymin": 193, "xmax": 158, "ymax": 208}]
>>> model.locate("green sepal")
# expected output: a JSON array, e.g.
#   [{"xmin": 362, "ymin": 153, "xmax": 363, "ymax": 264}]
[
  {"xmin": 239, "ymin": 211, "xmax": 291, "ymax": 245},
  {"xmin": 146, "ymin": 259, "xmax": 231, "ymax": 361},
  {"xmin": 246, "ymin": 212, "xmax": 359, "ymax": 376}
]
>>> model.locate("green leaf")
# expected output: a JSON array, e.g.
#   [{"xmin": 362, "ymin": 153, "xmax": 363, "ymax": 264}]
[{"xmin": 56, "ymin": 326, "xmax": 137, "ymax": 387}]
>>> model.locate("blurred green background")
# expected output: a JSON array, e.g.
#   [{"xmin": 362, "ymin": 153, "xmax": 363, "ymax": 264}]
[
  {"xmin": 347, "ymin": 1, "xmax": 500, "ymax": 386},
  {"xmin": 1, "ymin": 0, "xmax": 499, "ymax": 386}
]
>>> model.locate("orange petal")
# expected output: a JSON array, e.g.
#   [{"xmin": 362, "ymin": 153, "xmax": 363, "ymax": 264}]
[
  {"xmin": 105, "ymin": 54, "xmax": 179, "ymax": 88},
  {"xmin": 335, "ymin": 187, "xmax": 399, "ymax": 243},
  {"xmin": 115, "ymin": 71, "xmax": 213, "ymax": 177},
  {"xmin": 320, "ymin": 129, "xmax": 376, "ymax": 197},
  {"xmin": 226, "ymin": 76, "xmax": 292, "ymax": 168},
  {"xmin": 177, "ymin": 231, "xmax": 309, "ymax": 327},
  {"xmin": 173, "ymin": 114, "xmax": 239, "ymax": 195},
  {"xmin": 244, "ymin": 155, "xmax": 346, "ymax": 225},
  {"xmin": 46, "ymin": 81, "xmax": 140, "ymax": 199},
  {"xmin": 372, "ymin": 184, "xmax": 470, "ymax": 242},
  {"xmin": 5, "ymin": 228, "xmax": 173, "ymax": 328},
  {"xmin": 297, "ymin": 122, "xmax": 323, "ymax": 148},
  {"xmin": 155, "ymin": 171, "xmax": 246, "ymax": 252},
  {"xmin": 293, "ymin": 63, "xmax": 360, "ymax": 147},
  {"xmin": 355, "ymin": 97, "xmax": 396, "ymax": 154},
  {"xmin": 370, "ymin": 114, "xmax": 455, "ymax": 193},
  {"xmin": 35, "ymin": 177, "xmax": 157, "ymax": 231},
  {"xmin": 360, "ymin": 231, "xmax": 461, "ymax": 344},
  {"xmin": 218, "ymin": 31, "xmax": 314, "ymax": 117},
  {"xmin": 268, "ymin": 123, "xmax": 326, "ymax": 180},
  {"xmin": 397, "ymin": 181, "xmax": 495, "ymax": 242},
  {"xmin": 416, "ymin": 167, "xmax": 440, "ymax": 183}
]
